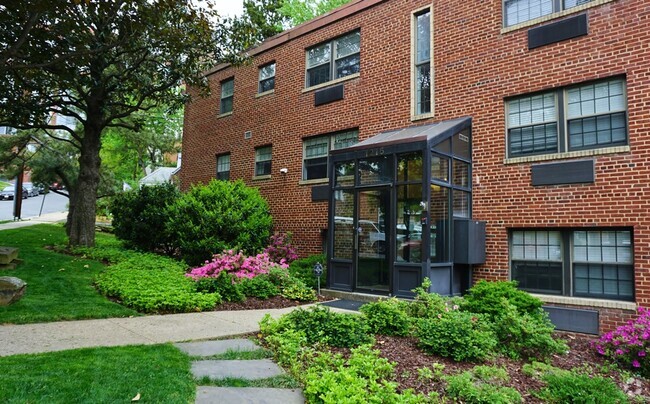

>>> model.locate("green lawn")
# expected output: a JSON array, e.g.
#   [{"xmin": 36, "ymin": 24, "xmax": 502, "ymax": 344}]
[
  {"xmin": 0, "ymin": 224, "xmax": 138, "ymax": 324},
  {"xmin": 0, "ymin": 344, "xmax": 195, "ymax": 403}
]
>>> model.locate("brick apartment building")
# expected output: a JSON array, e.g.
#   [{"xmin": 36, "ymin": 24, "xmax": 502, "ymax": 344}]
[{"xmin": 181, "ymin": 0, "xmax": 650, "ymax": 333}]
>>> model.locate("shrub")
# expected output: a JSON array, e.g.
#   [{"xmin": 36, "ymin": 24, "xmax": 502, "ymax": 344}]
[
  {"xmin": 359, "ymin": 298, "xmax": 412, "ymax": 336},
  {"xmin": 493, "ymin": 302, "xmax": 567, "ymax": 360},
  {"xmin": 406, "ymin": 278, "xmax": 449, "ymax": 319},
  {"xmin": 95, "ymin": 257, "xmax": 220, "ymax": 313},
  {"xmin": 415, "ymin": 310, "xmax": 497, "ymax": 362},
  {"xmin": 288, "ymin": 254, "xmax": 327, "ymax": 290},
  {"xmin": 166, "ymin": 179, "xmax": 273, "ymax": 265},
  {"xmin": 279, "ymin": 278, "xmax": 317, "ymax": 301},
  {"xmin": 594, "ymin": 307, "xmax": 650, "ymax": 377},
  {"xmin": 195, "ymin": 273, "xmax": 245, "ymax": 303},
  {"xmin": 523, "ymin": 363, "xmax": 628, "ymax": 403},
  {"xmin": 240, "ymin": 275, "xmax": 280, "ymax": 299},
  {"xmin": 186, "ymin": 250, "xmax": 287, "ymax": 281},
  {"xmin": 303, "ymin": 345, "xmax": 425, "ymax": 403},
  {"xmin": 264, "ymin": 232, "xmax": 298, "ymax": 265},
  {"xmin": 445, "ymin": 365, "xmax": 522, "ymax": 403},
  {"xmin": 110, "ymin": 183, "xmax": 180, "ymax": 254},
  {"xmin": 461, "ymin": 280, "xmax": 543, "ymax": 319},
  {"xmin": 279, "ymin": 306, "xmax": 372, "ymax": 348}
]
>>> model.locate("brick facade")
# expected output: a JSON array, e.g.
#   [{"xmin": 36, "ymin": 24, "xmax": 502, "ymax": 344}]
[{"xmin": 182, "ymin": 0, "xmax": 650, "ymax": 331}]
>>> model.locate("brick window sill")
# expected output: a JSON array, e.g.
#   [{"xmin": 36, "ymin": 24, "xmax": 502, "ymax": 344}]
[
  {"xmin": 252, "ymin": 174, "xmax": 271, "ymax": 181},
  {"xmin": 299, "ymin": 178, "xmax": 328, "ymax": 186},
  {"xmin": 256, "ymin": 89, "xmax": 275, "ymax": 98},
  {"xmin": 218, "ymin": 111, "xmax": 233, "ymax": 119}
]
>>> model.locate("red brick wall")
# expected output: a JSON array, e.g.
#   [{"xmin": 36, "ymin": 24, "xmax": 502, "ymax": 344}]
[{"xmin": 182, "ymin": 0, "xmax": 650, "ymax": 321}]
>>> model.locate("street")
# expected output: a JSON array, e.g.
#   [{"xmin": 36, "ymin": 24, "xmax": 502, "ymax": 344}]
[{"xmin": 0, "ymin": 191, "xmax": 69, "ymax": 221}]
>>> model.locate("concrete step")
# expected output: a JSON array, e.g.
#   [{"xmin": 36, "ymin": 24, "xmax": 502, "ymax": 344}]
[
  {"xmin": 192, "ymin": 359, "xmax": 285, "ymax": 380},
  {"xmin": 195, "ymin": 386, "xmax": 304, "ymax": 404},
  {"xmin": 176, "ymin": 339, "xmax": 259, "ymax": 357}
]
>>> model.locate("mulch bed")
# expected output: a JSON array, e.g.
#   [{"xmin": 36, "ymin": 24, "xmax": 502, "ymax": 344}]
[{"xmin": 244, "ymin": 295, "xmax": 649, "ymax": 400}]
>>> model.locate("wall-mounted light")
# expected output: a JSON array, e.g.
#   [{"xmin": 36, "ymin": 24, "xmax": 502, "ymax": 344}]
[{"xmin": 280, "ymin": 168, "xmax": 288, "ymax": 174}]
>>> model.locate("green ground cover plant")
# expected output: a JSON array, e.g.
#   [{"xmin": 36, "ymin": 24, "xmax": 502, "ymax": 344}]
[
  {"xmin": 0, "ymin": 225, "xmax": 137, "ymax": 324},
  {"xmin": 445, "ymin": 365, "xmax": 522, "ymax": 403},
  {"xmin": 0, "ymin": 344, "xmax": 195, "ymax": 403},
  {"xmin": 95, "ymin": 256, "xmax": 220, "ymax": 313}
]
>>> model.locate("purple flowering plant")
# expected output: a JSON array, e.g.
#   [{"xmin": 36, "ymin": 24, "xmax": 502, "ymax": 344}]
[
  {"xmin": 593, "ymin": 307, "xmax": 650, "ymax": 377},
  {"xmin": 186, "ymin": 249, "xmax": 289, "ymax": 281},
  {"xmin": 263, "ymin": 232, "xmax": 299, "ymax": 265}
]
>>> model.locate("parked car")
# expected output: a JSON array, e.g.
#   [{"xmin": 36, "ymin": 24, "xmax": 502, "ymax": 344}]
[
  {"xmin": 23, "ymin": 182, "xmax": 39, "ymax": 197},
  {"xmin": 0, "ymin": 186, "xmax": 28, "ymax": 200}
]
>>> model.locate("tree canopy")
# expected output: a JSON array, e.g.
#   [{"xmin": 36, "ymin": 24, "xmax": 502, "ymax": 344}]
[{"xmin": 0, "ymin": 0, "xmax": 235, "ymax": 246}]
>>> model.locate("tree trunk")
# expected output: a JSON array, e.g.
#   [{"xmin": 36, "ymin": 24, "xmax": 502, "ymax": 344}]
[{"xmin": 67, "ymin": 114, "xmax": 102, "ymax": 247}]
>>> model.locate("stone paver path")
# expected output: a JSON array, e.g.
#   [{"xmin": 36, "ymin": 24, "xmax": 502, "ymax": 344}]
[{"xmin": 175, "ymin": 339, "xmax": 305, "ymax": 404}]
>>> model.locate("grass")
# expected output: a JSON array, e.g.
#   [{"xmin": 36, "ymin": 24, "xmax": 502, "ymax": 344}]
[
  {"xmin": 196, "ymin": 375, "xmax": 302, "ymax": 389},
  {"xmin": 192, "ymin": 348, "xmax": 273, "ymax": 361},
  {"xmin": 0, "ymin": 344, "xmax": 195, "ymax": 403},
  {"xmin": 0, "ymin": 224, "xmax": 138, "ymax": 324}
]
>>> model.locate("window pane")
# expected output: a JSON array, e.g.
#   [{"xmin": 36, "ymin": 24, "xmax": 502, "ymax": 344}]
[
  {"xmin": 358, "ymin": 156, "xmax": 392, "ymax": 185},
  {"xmin": 431, "ymin": 155, "xmax": 449, "ymax": 182},
  {"xmin": 335, "ymin": 32, "xmax": 360, "ymax": 59},
  {"xmin": 217, "ymin": 154, "xmax": 230, "ymax": 173},
  {"xmin": 452, "ymin": 130, "xmax": 471, "ymax": 160},
  {"xmin": 307, "ymin": 64, "xmax": 330, "ymax": 87},
  {"xmin": 452, "ymin": 159, "xmax": 469, "ymax": 188},
  {"xmin": 335, "ymin": 54, "xmax": 360, "ymax": 79},
  {"xmin": 255, "ymin": 161, "xmax": 271, "ymax": 176},
  {"xmin": 335, "ymin": 162, "xmax": 355, "ymax": 187},
  {"xmin": 430, "ymin": 185, "xmax": 449, "ymax": 262},
  {"xmin": 397, "ymin": 153, "xmax": 423, "ymax": 182},
  {"xmin": 259, "ymin": 63, "xmax": 275, "ymax": 80},
  {"xmin": 259, "ymin": 77, "xmax": 275, "ymax": 93},
  {"xmin": 512, "ymin": 261, "xmax": 563, "ymax": 294},
  {"xmin": 304, "ymin": 157, "xmax": 328, "ymax": 180},
  {"xmin": 415, "ymin": 11, "xmax": 431, "ymax": 64},
  {"xmin": 509, "ymin": 123, "xmax": 558, "ymax": 156},
  {"xmin": 567, "ymin": 79, "xmax": 626, "ymax": 119},
  {"xmin": 220, "ymin": 96, "xmax": 233, "ymax": 114},
  {"xmin": 508, "ymin": 93, "xmax": 555, "ymax": 127},
  {"xmin": 396, "ymin": 184, "xmax": 423, "ymax": 263},
  {"xmin": 305, "ymin": 136, "xmax": 329, "ymax": 158},
  {"xmin": 453, "ymin": 190, "xmax": 470, "ymax": 218},
  {"xmin": 307, "ymin": 44, "xmax": 330, "ymax": 68},
  {"xmin": 333, "ymin": 191, "xmax": 354, "ymax": 260},
  {"xmin": 564, "ymin": 0, "xmax": 595, "ymax": 9},
  {"xmin": 221, "ymin": 79, "xmax": 234, "ymax": 98},
  {"xmin": 415, "ymin": 63, "xmax": 431, "ymax": 115},
  {"xmin": 568, "ymin": 112, "xmax": 627, "ymax": 150},
  {"xmin": 255, "ymin": 146, "xmax": 272, "ymax": 162},
  {"xmin": 333, "ymin": 130, "xmax": 358, "ymax": 150},
  {"xmin": 505, "ymin": 0, "xmax": 553, "ymax": 27}
]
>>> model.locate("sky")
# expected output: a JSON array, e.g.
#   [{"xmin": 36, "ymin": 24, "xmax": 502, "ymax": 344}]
[{"xmin": 213, "ymin": 0, "xmax": 244, "ymax": 18}]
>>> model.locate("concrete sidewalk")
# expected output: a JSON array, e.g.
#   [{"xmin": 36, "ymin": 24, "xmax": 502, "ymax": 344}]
[
  {"xmin": 0, "ymin": 304, "xmax": 355, "ymax": 357},
  {"xmin": 0, "ymin": 211, "xmax": 68, "ymax": 230}
]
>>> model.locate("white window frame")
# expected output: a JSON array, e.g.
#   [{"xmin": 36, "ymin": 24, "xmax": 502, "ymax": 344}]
[
  {"xmin": 258, "ymin": 62, "xmax": 276, "ymax": 94},
  {"xmin": 305, "ymin": 31, "xmax": 360, "ymax": 89},
  {"xmin": 411, "ymin": 6, "xmax": 434, "ymax": 120},
  {"xmin": 506, "ymin": 77, "xmax": 627, "ymax": 158},
  {"xmin": 302, "ymin": 130, "xmax": 358, "ymax": 181},
  {"xmin": 219, "ymin": 78, "xmax": 234, "ymax": 115}
]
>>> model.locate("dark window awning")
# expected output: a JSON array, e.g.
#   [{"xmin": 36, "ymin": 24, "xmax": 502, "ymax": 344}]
[{"xmin": 332, "ymin": 116, "xmax": 471, "ymax": 156}]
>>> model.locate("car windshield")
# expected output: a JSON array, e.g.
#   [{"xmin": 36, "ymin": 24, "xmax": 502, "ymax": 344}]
[{"xmin": 2, "ymin": 186, "xmax": 13, "ymax": 192}]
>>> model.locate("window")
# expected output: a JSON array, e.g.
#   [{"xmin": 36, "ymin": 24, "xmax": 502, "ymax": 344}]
[
  {"xmin": 220, "ymin": 78, "xmax": 234, "ymax": 115},
  {"xmin": 258, "ymin": 63, "xmax": 275, "ymax": 93},
  {"xmin": 216, "ymin": 154, "xmax": 230, "ymax": 180},
  {"xmin": 255, "ymin": 146, "xmax": 272, "ymax": 176},
  {"xmin": 504, "ymin": 0, "xmax": 594, "ymax": 27},
  {"xmin": 511, "ymin": 229, "xmax": 633, "ymax": 301},
  {"xmin": 506, "ymin": 77, "xmax": 627, "ymax": 158},
  {"xmin": 306, "ymin": 31, "xmax": 360, "ymax": 88},
  {"xmin": 303, "ymin": 130, "xmax": 358, "ymax": 180},
  {"xmin": 413, "ymin": 8, "xmax": 432, "ymax": 116}
]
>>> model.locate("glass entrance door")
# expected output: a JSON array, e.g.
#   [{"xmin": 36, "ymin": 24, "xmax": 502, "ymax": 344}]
[{"xmin": 356, "ymin": 188, "xmax": 390, "ymax": 292}]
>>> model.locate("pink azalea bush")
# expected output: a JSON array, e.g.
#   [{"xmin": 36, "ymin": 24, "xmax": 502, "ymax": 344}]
[
  {"xmin": 264, "ymin": 232, "xmax": 299, "ymax": 265},
  {"xmin": 186, "ymin": 249, "xmax": 289, "ymax": 281},
  {"xmin": 593, "ymin": 307, "xmax": 650, "ymax": 377}
]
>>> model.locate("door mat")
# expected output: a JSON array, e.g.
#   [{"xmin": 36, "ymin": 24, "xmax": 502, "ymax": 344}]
[{"xmin": 319, "ymin": 299, "xmax": 365, "ymax": 312}]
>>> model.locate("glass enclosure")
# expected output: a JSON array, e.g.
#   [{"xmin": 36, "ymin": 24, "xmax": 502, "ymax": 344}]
[{"xmin": 328, "ymin": 117, "xmax": 475, "ymax": 297}]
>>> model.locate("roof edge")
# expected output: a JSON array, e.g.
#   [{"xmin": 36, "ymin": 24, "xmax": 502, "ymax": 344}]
[{"xmin": 205, "ymin": 0, "xmax": 386, "ymax": 77}]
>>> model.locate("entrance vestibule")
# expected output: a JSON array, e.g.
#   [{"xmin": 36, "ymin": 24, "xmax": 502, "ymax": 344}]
[{"xmin": 327, "ymin": 117, "xmax": 485, "ymax": 298}]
